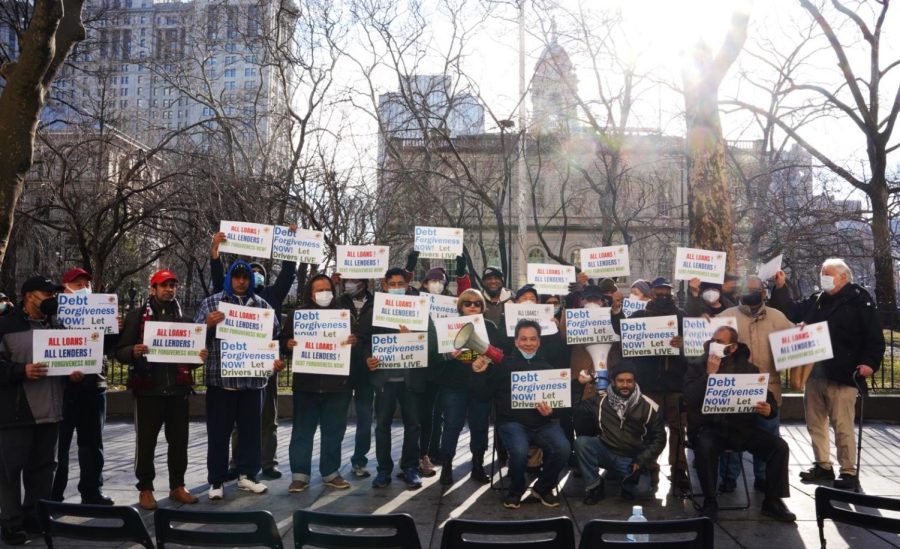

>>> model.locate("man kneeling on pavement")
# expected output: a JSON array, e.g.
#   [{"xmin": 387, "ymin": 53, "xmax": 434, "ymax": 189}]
[
  {"xmin": 684, "ymin": 325, "xmax": 795, "ymax": 522},
  {"xmin": 573, "ymin": 360, "xmax": 666, "ymax": 503}
]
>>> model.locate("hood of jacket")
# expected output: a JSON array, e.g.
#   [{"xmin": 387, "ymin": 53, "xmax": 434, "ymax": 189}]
[{"xmin": 224, "ymin": 259, "xmax": 256, "ymax": 299}]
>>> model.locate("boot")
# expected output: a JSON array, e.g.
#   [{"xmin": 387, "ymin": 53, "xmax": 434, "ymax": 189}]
[
  {"xmin": 440, "ymin": 460, "xmax": 454, "ymax": 486},
  {"xmin": 471, "ymin": 454, "xmax": 490, "ymax": 484}
]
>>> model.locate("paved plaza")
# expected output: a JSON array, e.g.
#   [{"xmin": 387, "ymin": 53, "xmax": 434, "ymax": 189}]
[{"xmin": 36, "ymin": 419, "xmax": 900, "ymax": 548}]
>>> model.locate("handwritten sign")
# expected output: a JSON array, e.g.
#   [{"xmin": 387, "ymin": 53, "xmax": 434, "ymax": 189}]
[
  {"xmin": 372, "ymin": 292, "xmax": 430, "ymax": 332},
  {"xmin": 414, "ymin": 226, "xmax": 464, "ymax": 259},
  {"xmin": 292, "ymin": 309, "xmax": 351, "ymax": 340},
  {"xmin": 511, "ymin": 369, "xmax": 571, "ymax": 409},
  {"xmin": 221, "ymin": 340, "xmax": 278, "ymax": 377},
  {"xmin": 768, "ymin": 322, "xmax": 833, "ymax": 371},
  {"xmin": 291, "ymin": 336, "xmax": 351, "ymax": 376},
  {"xmin": 219, "ymin": 220, "xmax": 273, "ymax": 259},
  {"xmin": 620, "ymin": 315, "xmax": 679, "ymax": 357},
  {"xmin": 33, "ymin": 329, "xmax": 104, "ymax": 375},
  {"xmin": 372, "ymin": 332, "xmax": 428, "ymax": 369},
  {"xmin": 433, "ymin": 314, "xmax": 489, "ymax": 353},
  {"xmin": 580, "ymin": 245, "xmax": 630, "ymax": 278},
  {"xmin": 503, "ymin": 303, "xmax": 558, "ymax": 336},
  {"xmin": 703, "ymin": 373, "xmax": 769, "ymax": 414},
  {"xmin": 216, "ymin": 302, "xmax": 275, "ymax": 345},
  {"xmin": 57, "ymin": 294, "xmax": 119, "ymax": 334},
  {"xmin": 335, "ymin": 245, "xmax": 390, "ymax": 279},
  {"xmin": 622, "ymin": 297, "xmax": 647, "ymax": 318},
  {"xmin": 272, "ymin": 226, "xmax": 325, "ymax": 264},
  {"xmin": 565, "ymin": 307, "xmax": 619, "ymax": 345},
  {"xmin": 527, "ymin": 263, "xmax": 576, "ymax": 295},
  {"xmin": 757, "ymin": 254, "xmax": 783, "ymax": 281},
  {"xmin": 682, "ymin": 316, "xmax": 738, "ymax": 357},
  {"xmin": 143, "ymin": 321, "xmax": 207, "ymax": 364},
  {"xmin": 427, "ymin": 293, "xmax": 459, "ymax": 320},
  {"xmin": 674, "ymin": 247, "xmax": 727, "ymax": 284}
]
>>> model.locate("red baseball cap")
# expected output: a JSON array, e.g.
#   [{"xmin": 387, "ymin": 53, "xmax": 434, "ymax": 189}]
[
  {"xmin": 62, "ymin": 268, "xmax": 92, "ymax": 284},
  {"xmin": 149, "ymin": 269, "xmax": 179, "ymax": 286}
]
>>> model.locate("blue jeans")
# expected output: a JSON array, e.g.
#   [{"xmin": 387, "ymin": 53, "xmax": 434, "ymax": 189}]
[
  {"xmin": 51, "ymin": 387, "xmax": 106, "ymax": 500},
  {"xmin": 374, "ymin": 382, "xmax": 420, "ymax": 473},
  {"xmin": 574, "ymin": 436, "xmax": 637, "ymax": 495},
  {"xmin": 753, "ymin": 414, "xmax": 781, "ymax": 481},
  {"xmin": 497, "ymin": 421, "xmax": 570, "ymax": 497},
  {"xmin": 439, "ymin": 390, "xmax": 490, "ymax": 462},
  {"xmin": 289, "ymin": 391, "xmax": 352, "ymax": 482},
  {"xmin": 351, "ymin": 383, "xmax": 374, "ymax": 468}
]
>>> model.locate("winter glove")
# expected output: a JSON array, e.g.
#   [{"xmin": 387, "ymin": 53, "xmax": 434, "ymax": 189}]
[
  {"xmin": 405, "ymin": 250, "xmax": 420, "ymax": 273},
  {"xmin": 455, "ymin": 255, "xmax": 467, "ymax": 277}
]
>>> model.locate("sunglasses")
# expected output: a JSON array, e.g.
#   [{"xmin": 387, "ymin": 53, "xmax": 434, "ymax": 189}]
[{"xmin": 461, "ymin": 300, "xmax": 484, "ymax": 308}]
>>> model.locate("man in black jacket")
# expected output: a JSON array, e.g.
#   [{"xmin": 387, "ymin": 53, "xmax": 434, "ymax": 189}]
[
  {"xmin": 573, "ymin": 360, "xmax": 665, "ymax": 503},
  {"xmin": 684, "ymin": 326, "xmax": 794, "ymax": 522}
]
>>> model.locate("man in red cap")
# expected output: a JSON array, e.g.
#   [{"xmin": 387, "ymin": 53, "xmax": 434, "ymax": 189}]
[{"xmin": 115, "ymin": 269, "xmax": 207, "ymax": 510}]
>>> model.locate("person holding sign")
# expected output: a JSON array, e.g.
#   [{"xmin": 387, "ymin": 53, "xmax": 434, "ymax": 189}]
[
  {"xmin": 685, "ymin": 279, "xmax": 731, "ymax": 317},
  {"xmin": 0, "ymin": 276, "xmax": 84, "ymax": 545},
  {"xmin": 480, "ymin": 266, "xmax": 513, "ymax": 325},
  {"xmin": 780, "ymin": 258, "xmax": 884, "ymax": 491},
  {"xmin": 683, "ymin": 326, "xmax": 795, "ymax": 523},
  {"xmin": 473, "ymin": 319, "xmax": 571, "ymax": 510},
  {"xmin": 195, "ymin": 260, "xmax": 285, "ymax": 501}
]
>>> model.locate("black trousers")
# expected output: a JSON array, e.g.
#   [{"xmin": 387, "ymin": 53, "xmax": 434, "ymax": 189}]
[
  {"xmin": 51, "ymin": 387, "xmax": 106, "ymax": 500},
  {"xmin": 134, "ymin": 393, "xmax": 190, "ymax": 491},
  {"xmin": 693, "ymin": 426, "xmax": 790, "ymax": 502},
  {"xmin": 0, "ymin": 423, "xmax": 58, "ymax": 528}
]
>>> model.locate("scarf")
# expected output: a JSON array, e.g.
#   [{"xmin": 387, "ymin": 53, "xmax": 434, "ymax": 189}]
[{"xmin": 606, "ymin": 382, "xmax": 642, "ymax": 422}]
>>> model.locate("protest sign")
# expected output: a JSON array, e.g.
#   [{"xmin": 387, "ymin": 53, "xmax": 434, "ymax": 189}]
[
  {"xmin": 143, "ymin": 321, "xmax": 207, "ymax": 364},
  {"xmin": 414, "ymin": 226, "xmax": 464, "ymax": 259},
  {"xmin": 510, "ymin": 369, "xmax": 571, "ymax": 409},
  {"xmin": 682, "ymin": 316, "xmax": 738, "ymax": 357},
  {"xmin": 372, "ymin": 332, "xmax": 428, "ymax": 369},
  {"xmin": 673, "ymin": 247, "xmax": 727, "ymax": 284},
  {"xmin": 57, "ymin": 293, "xmax": 119, "ymax": 334},
  {"xmin": 433, "ymin": 314, "xmax": 489, "ymax": 353},
  {"xmin": 216, "ymin": 302, "xmax": 275, "ymax": 345},
  {"xmin": 292, "ymin": 309, "xmax": 351, "ymax": 340},
  {"xmin": 335, "ymin": 245, "xmax": 390, "ymax": 279},
  {"xmin": 427, "ymin": 293, "xmax": 459, "ymax": 320},
  {"xmin": 527, "ymin": 263, "xmax": 576, "ymax": 295},
  {"xmin": 291, "ymin": 336, "xmax": 352, "ymax": 376},
  {"xmin": 221, "ymin": 340, "xmax": 279, "ymax": 378},
  {"xmin": 620, "ymin": 315, "xmax": 680, "ymax": 357},
  {"xmin": 564, "ymin": 307, "xmax": 619, "ymax": 345},
  {"xmin": 768, "ymin": 322, "xmax": 834, "ymax": 371},
  {"xmin": 702, "ymin": 373, "xmax": 770, "ymax": 414},
  {"xmin": 580, "ymin": 245, "xmax": 630, "ymax": 278},
  {"xmin": 271, "ymin": 226, "xmax": 325, "ymax": 264},
  {"xmin": 503, "ymin": 303, "xmax": 558, "ymax": 336},
  {"xmin": 218, "ymin": 220, "xmax": 273, "ymax": 259},
  {"xmin": 757, "ymin": 254, "xmax": 783, "ymax": 281},
  {"xmin": 622, "ymin": 297, "xmax": 647, "ymax": 318},
  {"xmin": 33, "ymin": 329, "xmax": 104, "ymax": 375},
  {"xmin": 372, "ymin": 292, "xmax": 430, "ymax": 331}
]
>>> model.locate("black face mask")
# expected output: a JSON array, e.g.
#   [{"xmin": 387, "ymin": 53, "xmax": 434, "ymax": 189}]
[
  {"xmin": 39, "ymin": 296, "xmax": 59, "ymax": 317},
  {"xmin": 647, "ymin": 294, "xmax": 676, "ymax": 314},
  {"xmin": 740, "ymin": 291, "xmax": 763, "ymax": 307}
]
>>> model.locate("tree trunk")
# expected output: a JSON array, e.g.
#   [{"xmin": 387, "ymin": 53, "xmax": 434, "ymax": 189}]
[{"xmin": 869, "ymin": 177, "xmax": 896, "ymax": 315}]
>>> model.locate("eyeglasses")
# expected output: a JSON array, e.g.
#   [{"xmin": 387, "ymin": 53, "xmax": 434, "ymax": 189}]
[{"xmin": 461, "ymin": 300, "xmax": 483, "ymax": 308}]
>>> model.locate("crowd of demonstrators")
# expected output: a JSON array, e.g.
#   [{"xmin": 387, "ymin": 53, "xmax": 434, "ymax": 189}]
[{"xmin": 2, "ymin": 245, "xmax": 890, "ymax": 544}]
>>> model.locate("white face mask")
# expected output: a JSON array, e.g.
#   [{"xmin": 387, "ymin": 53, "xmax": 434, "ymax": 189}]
[
  {"xmin": 343, "ymin": 281, "xmax": 363, "ymax": 296},
  {"xmin": 584, "ymin": 302, "xmax": 602, "ymax": 309},
  {"xmin": 314, "ymin": 291, "xmax": 333, "ymax": 307},
  {"xmin": 426, "ymin": 281, "xmax": 445, "ymax": 294},
  {"xmin": 709, "ymin": 342, "xmax": 729, "ymax": 358},
  {"xmin": 820, "ymin": 274, "xmax": 835, "ymax": 292},
  {"xmin": 701, "ymin": 289, "xmax": 720, "ymax": 304}
]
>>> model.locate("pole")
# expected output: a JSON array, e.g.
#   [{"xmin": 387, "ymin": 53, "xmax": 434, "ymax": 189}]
[{"xmin": 515, "ymin": 0, "xmax": 528, "ymax": 287}]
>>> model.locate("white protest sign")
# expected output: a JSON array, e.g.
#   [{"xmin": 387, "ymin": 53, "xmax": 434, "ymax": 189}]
[
  {"xmin": 291, "ymin": 336, "xmax": 352, "ymax": 376},
  {"xmin": 564, "ymin": 307, "xmax": 619, "ymax": 345},
  {"xmin": 768, "ymin": 322, "xmax": 834, "ymax": 371},
  {"xmin": 143, "ymin": 321, "xmax": 207, "ymax": 364},
  {"xmin": 414, "ymin": 226, "xmax": 464, "ymax": 259},
  {"xmin": 527, "ymin": 263, "xmax": 576, "ymax": 295},
  {"xmin": 580, "ymin": 245, "xmax": 630, "ymax": 278},
  {"xmin": 57, "ymin": 294, "xmax": 119, "ymax": 334},
  {"xmin": 433, "ymin": 314, "xmax": 489, "ymax": 353},
  {"xmin": 504, "ymin": 303, "xmax": 558, "ymax": 336},
  {"xmin": 372, "ymin": 292, "xmax": 430, "ymax": 332},
  {"xmin": 703, "ymin": 373, "xmax": 770, "ymax": 414},
  {"xmin": 216, "ymin": 302, "xmax": 275, "ymax": 345},
  {"xmin": 622, "ymin": 297, "xmax": 647, "ymax": 318},
  {"xmin": 673, "ymin": 247, "xmax": 727, "ymax": 284},
  {"xmin": 620, "ymin": 315, "xmax": 680, "ymax": 357},
  {"xmin": 427, "ymin": 293, "xmax": 459, "ymax": 320},
  {"xmin": 757, "ymin": 254, "xmax": 783, "ymax": 281},
  {"xmin": 33, "ymin": 329, "xmax": 104, "ymax": 375},
  {"xmin": 218, "ymin": 220, "xmax": 273, "ymax": 259},
  {"xmin": 682, "ymin": 316, "xmax": 738, "ymax": 357},
  {"xmin": 220, "ymin": 340, "xmax": 278, "ymax": 378},
  {"xmin": 510, "ymin": 369, "xmax": 571, "ymax": 409},
  {"xmin": 271, "ymin": 226, "xmax": 325, "ymax": 265},
  {"xmin": 335, "ymin": 245, "xmax": 390, "ymax": 279},
  {"xmin": 292, "ymin": 309, "xmax": 351, "ymax": 340},
  {"xmin": 372, "ymin": 332, "xmax": 429, "ymax": 369}
]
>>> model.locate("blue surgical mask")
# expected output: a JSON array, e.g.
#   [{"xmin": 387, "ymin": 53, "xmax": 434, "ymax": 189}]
[
  {"xmin": 66, "ymin": 285, "xmax": 91, "ymax": 295},
  {"xmin": 388, "ymin": 288, "xmax": 406, "ymax": 295},
  {"xmin": 552, "ymin": 304, "xmax": 562, "ymax": 315},
  {"xmin": 253, "ymin": 272, "xmax": 265, "ymax": 288},
  {"xmin": 520, "ymin": 350, "xmax": 536, "ymax": 360}
]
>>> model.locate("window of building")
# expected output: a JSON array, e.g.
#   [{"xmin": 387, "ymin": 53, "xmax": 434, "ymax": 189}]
[
  {"xmin": 224, "ymin": 68, "xmax": 236, "ymax": 77},
  {"xmin": 528, "ymin": 248, "xmax": 545, "ymax": 264},
  {"xmin": 244, "ymin": 67, "xmax": 256, "ymax": 77},
  {"xmin": 569, "ymin": 248, "xmax": 582, "ymax": 266}
]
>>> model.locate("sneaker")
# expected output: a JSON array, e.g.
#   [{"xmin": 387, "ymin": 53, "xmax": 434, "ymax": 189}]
[
  {"xmin": 502, "ymin": 493, "xmax": 522, "ymax": 509},
  {"xmin": 352, "ymin": 464, "xmax": 371, "ymax": 478},
  {"xmin": 208, "ymin": 484, "xmax": 224, "ymax": 500},
  {"xmin": 260, "ymin": 467, "xmax": 282, "ymax": 480},
  {"xmin": 0, "ymin": 526, "xmax": 27, "ymax": 546},
  {"xmin": 419, "ymin": 456, "xmax": 437, "ymax": 477},
  {"xmin": 833, "ymin": 473, "xmax": 860, "ymax": 491},
  {"xmin": 700, "ymin": 497, "xmax": 718, "ymax": 522},
  {"xmin": 288, "ymin": 480, "xmax": 309, "ymax": 493},
  {"xmin": 719, "ymin": 478, "xmax": 737, "ymax": 494},
  {"xmin": 583, "ymin": 484, "xmax": 605, "ymax": 505},
  {"xmin": 761, "ymin": 498, "xmax": 797, "ymax": 522},
  {"xmin": 81, "ymin": 492, "xmax": 115, "ymax": 505},
  {"xmin": 237, "ymin": 475, "xmax": 268, "ymax": 494},
  {"xmin": 531, "ymin": 486, "xmax": 560, "ymax": 508},
  {"xmin": 403, "ymin": 467, "xmax": 423, "ymax": 490},
  {"xmin": 372, "ymin": 471, "xmax": 392, "ymax": 488},
  {"xmin": 325, "ymin": 475, "xmax": 351, "ymax": 489},
  {"xmin": 799, "ymin": 465, "xmax": 835, "ymax": 483}
]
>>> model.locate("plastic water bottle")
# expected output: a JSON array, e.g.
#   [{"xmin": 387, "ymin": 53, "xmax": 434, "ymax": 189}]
[
  {"xmin": 626, "ymin": 505, "xmax": 649, "ymax": 542},
  {"xmin": 595, "ymin": 369, "xmax": 609, "ymax": 390}
]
